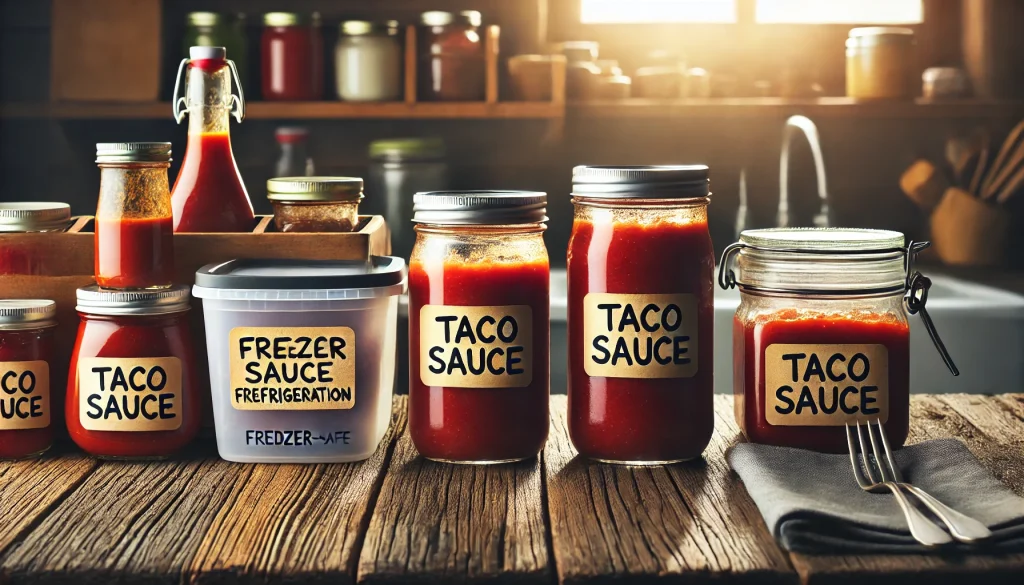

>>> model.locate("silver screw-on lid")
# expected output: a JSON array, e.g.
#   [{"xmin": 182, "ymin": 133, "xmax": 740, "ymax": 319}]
[
  {"xmin": 0, "ymin": 300, "xmax": 57, "ymax": 330},
  {"xmin": 96, "ymin": 142, "xmax": 172, "ymax": 164},
  {"xmin": 572, "ymin": 165, "xmax": 710, "ymax": 198},
  {"xmin": 266, "ymin": 176, "xmax": 364, "ymax": 203},
  {"xmin": 0, "ymin": 202, "xmax": 72, "ymax": 233},
  {"xmin": 76, "ymin": 285, "xmax": 191, "ymax": 316},
  {"xmin": 412, "ymin": 191, "xmax": 548, "ymax": 225}
]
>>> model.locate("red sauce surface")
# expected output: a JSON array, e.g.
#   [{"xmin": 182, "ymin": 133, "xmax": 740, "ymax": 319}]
[
  {"xmin": 409, "ymin": 260, "xmax": 550, "ymax": 462},
  {"xmin": 261, "ymin": 25, "xmax": 319, "ymax": 100},
  {"xmin": 735, "ymin": 310, "xmax": 910, "ymax": 453},
  {"xmin": 171, "ymin": 132, "xmax": 253, "ymax": 232},
  {"xmin": 66, "ymin": 313, "xmax": 200, "ymax": 458},
  {"xmin": 95, "ymin": 216, "xmax": 174, "ymax": 289},
  {"xmin": 0, "ymin": 328, "xmax": 55, "ymax": 459},
  {"xmin": 568, "ymin": 218, "xmax": 715, "ymax": 462}
]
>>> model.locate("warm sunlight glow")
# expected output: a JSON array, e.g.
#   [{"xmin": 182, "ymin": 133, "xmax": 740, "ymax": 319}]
[
  {"xmin": 581, "ymin": 0, "xmax": 736, "ymax": 24},
  {"xmin": 756, "ymin": 0, "xmax": 923, "ymax": 24}
]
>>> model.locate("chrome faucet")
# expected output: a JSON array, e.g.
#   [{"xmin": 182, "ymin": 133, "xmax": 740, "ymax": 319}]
[{"xmin": 778, "ymin": 115, "xmax": 830, "ymax": 228}]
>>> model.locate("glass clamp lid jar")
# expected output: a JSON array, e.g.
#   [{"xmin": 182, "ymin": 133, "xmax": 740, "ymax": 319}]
[
  {"xmin": 267, "ymin": 177, "xmax": 364, "ymax": 232},
  {"xmin": 409, "ymin": 190, "xmax": 550, "ymax": 464},
  {"xmin": 335, "ymin": 20, "xmax": 402, "ymax": 102},
  {"xmin": 95, "ymin": 142, "xmax": 175, "ymax": 290},
  {"xmin": 568, "ymin": 165, "xmax": 715, "ymax": 464},
  {"xmin": 718, "ymin": 229, "xmax": 958, "ymax": 453},
  {"xmin": 67, "ymin": 285, "xmax": 200, "ymax": 460},
  {"xmin": 0, "ymin": 300, "xmax": 57, "ymax": 460}
]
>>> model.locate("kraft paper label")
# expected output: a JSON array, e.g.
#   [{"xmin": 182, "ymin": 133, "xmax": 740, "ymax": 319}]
[
  {"xmin": 0, "ymin": 361, "xmax": 50, "ymax": 430},
  {"xmin": 583, "ymin": 293, "xmax": 699, "ymax": 379},
  {"xmin": 79, "ymin": 357, "xmax": 182, "ymax": 432},
  {"xmin": 420, "ymin": 305, "xmax": 533, "ymax": 388},
  {"xmin": 229, "ymin": 327, "xmax": 355, "ymax": 411},
  {"xmin": 765, "ymin": 344, "xmax": 889, "ymax": 426}
]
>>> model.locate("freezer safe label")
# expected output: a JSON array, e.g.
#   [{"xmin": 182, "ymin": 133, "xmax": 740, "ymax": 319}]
[
  {"xmin": 229, "ymin": 327, "xmax": 356, "ymax": 411},
  {"xmin": 0, "ymin": 361, "xmax": 50, "ymax": 430},
  {"xmin": 79, "ymin": 357, "xmax": 182, "ymax": 432},
  {"xmin": 420, "ymin": 305, "xmax": 533, "ymax": 388},
  {"xmin": 583, "ymin": 293, "xmax": 699, "ymax": 379},
  {"xmin": 765, "ymin": 344, "xmax": 889, "ymax": 426}
]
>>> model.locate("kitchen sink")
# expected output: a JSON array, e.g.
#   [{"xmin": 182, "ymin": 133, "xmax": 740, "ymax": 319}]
[{"xmin": 399, "ymin": 270, "xmax": 1024, "ymax": 394}]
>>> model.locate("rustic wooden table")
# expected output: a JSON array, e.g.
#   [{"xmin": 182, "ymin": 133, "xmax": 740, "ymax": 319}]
[{"xmin": 1, "ymin": 394, "xmax": 1022, "ymax": 585}]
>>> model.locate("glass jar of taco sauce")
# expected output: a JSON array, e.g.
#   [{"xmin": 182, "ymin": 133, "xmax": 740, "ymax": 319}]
[
  {"xmin": 0, "ymin": 300, "xmax": 57, "ymax": 460},
  {"xmin": 408, "ymin": 191, "xmax": 549, "ymax": 463},
  {"xmin": 720, "ymin": 228, "xmax": 957, "ymax": 453},
  {"xmin": 66, "ymin": 286, "xmax": 200, "ymax": 459},
  {"xmin": 0, "ymin": 203, "xmax": 72, "ymax": 275},
  {"xmin": 568, "ymin": 166, "xmax": 715, "ymax": 464}
]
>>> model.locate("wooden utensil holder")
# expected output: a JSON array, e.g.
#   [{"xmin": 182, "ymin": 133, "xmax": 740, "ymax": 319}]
[{"xmin": 930, "ymin": 187, "xmax": 1011, "ymax": 266}]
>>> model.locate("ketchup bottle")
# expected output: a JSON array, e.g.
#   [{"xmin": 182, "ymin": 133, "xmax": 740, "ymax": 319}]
[{"xmin": 170, "ymin": 46, "xmax": 254, "ymax": 233}]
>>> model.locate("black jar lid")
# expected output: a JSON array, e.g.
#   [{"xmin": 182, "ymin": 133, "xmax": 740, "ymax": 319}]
[
  {"xmin": 193, "ymin": 256, "xmax": 406, "ymax": 293},
  {"xmin": 572, "ymin": 165, "xmax": 710, "ymax": 198}
]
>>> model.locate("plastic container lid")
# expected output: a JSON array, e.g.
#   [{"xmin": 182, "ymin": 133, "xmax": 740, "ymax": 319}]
[
  {"xmin": 0, "ymin": 202, "xmax": 71, "ymax": 233},
  {"xmin": 193, "ymin": 257, "xmax": 407, "ymax": 300},
  {"xmin": 572, "ymin": 165, "xmax": 710, "ymax": 199},
  {"xmin": 0, "ymin": 299, "xmax": 57, "ymax": 330}
]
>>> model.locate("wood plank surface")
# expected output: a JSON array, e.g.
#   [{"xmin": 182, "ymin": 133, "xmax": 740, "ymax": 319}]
[
  {"xmin": 788, "ymin": 394, "xmax": 1024, "ymax": 585},
  {"xmin": 357, "ymin": 406, "xmax": 550, "ymax": 584},
  {"xmin": 545, "ymin": 395, "xmax": 796, "ymax": 585}
]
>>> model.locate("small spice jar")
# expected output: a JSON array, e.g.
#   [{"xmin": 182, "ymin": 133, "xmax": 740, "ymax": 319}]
[
  {"xmin": 568, "ymin": 166, "xmax": 715, "ymax": 464},
  {"xmin": 95, "ymin": 142, "xmax": 175, "ymax": 290},
  {"xmin": 408, "ymin": 191, "xmax": 550, "ymax": 464},
  {"xmin": 66, "ymin": 286, "xmax": 200, "ymax": 459},
  {"xmin": 0, "ymin": 300, "xmax": 57, "ymax": 460},
  {"xmin": 335, "ymin": 20, "xmax": 402, "ymax": 102},
  {"xmin": 267, "ymin": 177, "xmax": 364, "ymax": 232},
  {"xmin": 720, "ymin": 228, "xmax": 957, "ymax": 453},
  {"xmin": 417, "ymin": 10, "xmax": 486, "ymax": 102},
  {"xmin": 0, "ymin": 203, "xmax": 72, "ymax": 275},
  {"xmin": 846, "ymin": 27, "xmax": 915, "ymax": 100}
]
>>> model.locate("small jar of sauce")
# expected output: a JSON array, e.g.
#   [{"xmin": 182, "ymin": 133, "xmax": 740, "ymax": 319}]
[
  {"xmin": 417, "ymin": 11, "xmax": 485, "ymax": 102},
  {"xmin": 568, "ymin": 166, "xmax": 715, "ymax": 464},
  {"xmin": 267, "ymin": 177, "xmax": 364, "ymax": 232},
  {"xmin": 261, "ymin": 12, "xmax": 321, "ymax": 101},
  {"xmin": 409, "ymin": 191, "xmax": 549, "ymax": 463},
  {"xmin": 0, "ymin": 300, "xmax": 57, "ymax": 460},
  {"xmin": 66, "ymin": 285, "xmax": 200, "ymax": 459},
  {"xmin": 720, "ymin": 228, "xmax": 957, "ymax": 453},
  {"xmin": 95, "ymin": 143, "xmax": 175, "ymax": 290},
  {"xmin": 0, "ymin": 203, "xmax": 72, "ymax": 275}
]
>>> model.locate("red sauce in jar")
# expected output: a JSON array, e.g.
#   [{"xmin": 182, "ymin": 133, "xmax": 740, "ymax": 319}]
[
  {"xmin": 66, "ymin": 309, "xmax": 200, "ymax": 459},
  {"xmin": 0, "ymin": 326, "xmax": 56, "ymax": 459},
  {"xmin": 95, "ymin": 216, "xmax": 174, "ymax": 289},
  {"xmin": 568, "ymin": 218, "xmax": 715, "ymax": 462},
  {"xmin": 408, "ymin": 260, "xmax": 550, "ymax": 462},
  {"xmin": 735, "ymin": 310, "xmax": 910, "ymax": 453},
  {"xmin": 171, "ymin": 132, "xmax": 254, "ymax": 233},
  {"xmin": 261, "ymin": 24, "xmax": 318, "ymax": 100}
]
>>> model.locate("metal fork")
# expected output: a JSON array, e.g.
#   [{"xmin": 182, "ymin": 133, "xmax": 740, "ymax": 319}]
[
  {"xmin": 846, "ymin": 421, "xmax": 953, "ymax": 546},
  {"xmin": 866, "ymin": 419, "xmax": 992, "ymax": 543}
]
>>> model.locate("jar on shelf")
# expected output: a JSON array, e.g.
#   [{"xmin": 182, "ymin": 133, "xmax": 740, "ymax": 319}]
[
  {"xmin": 568, "ymin": 166, "xmax": 715, "ymax": 464},
  {"xmin": 261, "ymin": 12, "xmax": 321, "ymax": 101},
  {"xmin": 66, "ymin": 285, "xmax": 200, "ymax": 459},
  {"xmin": 335, "ymin": 20, "xmax": 402, "ymax": 102},
  {"xmin": 846, "ymin": 27, "xmax": 915, "ymax": 100},
  {"xmin": 408, "ymin": 191, "xmax": 550, "ymax": 463},
  {"xmin": 267, "ymin": 177, "xmax": 364, "ymax": 232},
  {"xmin": 183, "ymin": 12, "xmax": 248, "ymax": 92},
  {"xmin": 0, "ymin": 203, "xmax": 72, "ymax": 275},
  {"xmin": 417, "ymin": 10, "xmax": 486, "ymax": 102},
  {"xmin": 274, "ymin": 126, "xmax": 315, "ymax": 178},
  {"xmin": 95, "ymin": 142, "xmax": 175, "ymax": 290},
  {"xmin": 719, "ymin": 228, "xmax": 958, "ymax": 453},
  {"xmin": 0, "ymin": 300, "xmax": 57, "ymax": 460}
]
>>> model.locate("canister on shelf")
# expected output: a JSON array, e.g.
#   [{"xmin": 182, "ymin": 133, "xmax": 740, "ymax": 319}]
[{"xmin": 845, "ymin": 27, "xmax": 915, "ymax": 100}]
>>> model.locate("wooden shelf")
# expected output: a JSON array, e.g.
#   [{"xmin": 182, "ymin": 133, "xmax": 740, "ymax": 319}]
[{"xmin": 570, "ymin": 97, "xmax": 1024, "ymax": 119}]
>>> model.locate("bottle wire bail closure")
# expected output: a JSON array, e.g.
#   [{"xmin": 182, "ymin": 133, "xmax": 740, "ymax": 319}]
[
  {"xmin": 717, "ymin": 239, "xmax": 959, "ymax": 377},
  {"xmin": 171, "ymin": 57, "xmax": 246, "ymax": 124}
]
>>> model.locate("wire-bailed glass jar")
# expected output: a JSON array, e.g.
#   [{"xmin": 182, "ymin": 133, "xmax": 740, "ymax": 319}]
[{"xmin": 408, "ymin": 191, "xmax": 549, "ymax": 463}]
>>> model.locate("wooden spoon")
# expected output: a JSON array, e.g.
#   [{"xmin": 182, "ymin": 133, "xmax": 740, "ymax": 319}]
[
  {"xmin": 996, "ymin": 165, "xmax": 1024, "ymax": 205},
  {"xmin": 981, "ymin": 118, "xmax": 1024, "ymax": 199}
]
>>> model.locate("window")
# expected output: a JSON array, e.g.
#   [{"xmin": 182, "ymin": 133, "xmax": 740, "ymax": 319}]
[
  {"xmin": 756, "ymin": 0, "xmax": 923, "ymax": 24},
  {"xmin": 580, "ymin": 0, "xmax": 737, "ymax": 24}
]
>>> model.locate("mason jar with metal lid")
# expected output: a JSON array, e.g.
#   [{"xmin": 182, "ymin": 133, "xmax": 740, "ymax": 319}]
[
  {"xmin": 67, "ymin": 285, "xmax": 200, "ymax": 459},
  {"xmin": 0, "ymin": 203, "xmax": 71, "ymax": 234},
  {"xmin": 335, "ymin": 20, "xmax": 402, "ymax": 102},
  {"xmin": 408, "ymin": 190, "xmax": 549, "ymax": 464},
  {"xmin": 718, "ymin": 228, "xmax": 958, "ymax": 453},
  {"xmin": 0, "ymin": 299, "xmax": 58, "ymax": 460},
  {"xmin": 417, "ymin": 10, "xmax": 485, "ymax": 101},
  {"xmin": 846, "ymin": 27, "xmax": 915, "ymax": 99},
  {"xmin": 368, "ymin": 138, "xmax": 449, "ymax": 257},
  {"xmin": 568, "ymin": 165, "xmax": 715, "ymax": 464},
  {"xmin": 267, "ymin": 176, "xmax": 364, "ymax": 232},
  {"xmin": 95, "ymin": 142, "xmax": 175, "ymax": 290}
]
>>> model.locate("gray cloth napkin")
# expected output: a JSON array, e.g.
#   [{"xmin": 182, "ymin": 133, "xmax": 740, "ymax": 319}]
[{"xmin": 727, "ymin": 438, "xmax": 1024, "ymax": 554}]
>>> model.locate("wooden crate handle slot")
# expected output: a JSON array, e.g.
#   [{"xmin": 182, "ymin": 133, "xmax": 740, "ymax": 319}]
[{"xmin": 486, "ymin": 25, "xmax": 501, "ymax": 104}]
